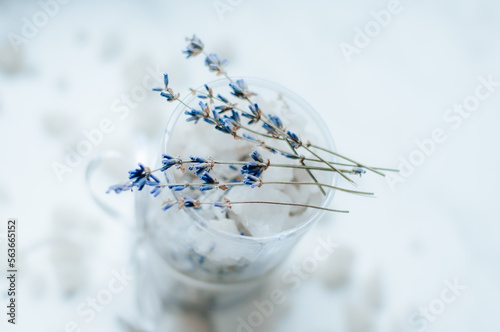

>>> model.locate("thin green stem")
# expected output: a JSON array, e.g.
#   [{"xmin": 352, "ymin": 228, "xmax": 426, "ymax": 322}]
[
  {"xmin": 301, "ymin": 144, "xmax": 356, "ymax": 185},
  {"xmin": 199, "ymin": 201, "xmax": 348, "ymax": 213},
  {"xmin": 308, "ymin": 144, "xmax": 386, "ymax": 176}
]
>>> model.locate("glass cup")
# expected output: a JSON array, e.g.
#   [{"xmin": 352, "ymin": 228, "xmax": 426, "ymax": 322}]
[{"xmin": 132, "ymin": 77, "xmax": 338, "ymax": 317}]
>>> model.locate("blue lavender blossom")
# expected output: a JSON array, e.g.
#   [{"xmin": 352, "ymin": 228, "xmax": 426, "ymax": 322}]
[
  {"xmin": 230, "ymin": 79, "xmax": 255, "ymax": 99},
  {"xmin": 150, "ymin": 184, "xmax": 162, "ymax": 197},
  {"xmin": 160, "ymin": 91, "xmax": 178, "ymax": 102},
  {"xmin": 280, "ymin": 152, "xmax": 300, "ymax": 159},
  {"xmin": 188, "ymin": 156, "xmax": 213, "ymax": 175},
  {"xmin": 243, "ymin": 174, "xmax": 262, "ymax": 188},
  {"xmin": 152, "ymin": 73, "xmax": 169, "ymax": 92},
  {"xmin": 197, "ymin": 84, "xmax": 214, "ymax": 101},
  {"xmin": 250, "ymin": 150, "xmax": 264, "ymax": 162},
  {"xmin": 217, "ymin": 94, "xmax": 229, "ymax": 103},
  {"xmin": 168, "ymin": 184, "xmax": 188, "ymax": 191},
  {"xmin": 265, "ymin": 147, "xmax": 277, "ymax": 154},
  {"xmin": 242, "ymin": 133, "xmax": 258, "ymax": 142},
  {"xmin": 287, "ymin": 130, "xmax": 301, "ymax": 147},
  {"xmin": 180, "ymin": 195, "xmax": 201, "ymax": 209},
  {"xmin": 161, "ymin": 154, "xmax": 181, "ymax": 171},
  {"xmin": 204, "ymin": 53, "xmax": 227, "ymax": 75},
  {"xmin": 184, "ymin": 109, "xmax": 204, "ymax": 123},
  {"xmin": 242, "ymin": 103, "xmax": 261, "ymax": 124},
  {"xmin": 213, "ymin": 110, "xmax": 237, "ymax": 135},
  {"xmin": 128, "ymin": 164, "xmax": 158, "ymax": 191},
  {"xmin": 162, "ymin": 200, "xmax": 176, "ymax": 211},
  {"xmin": 214, "ymin": 104, "xmax": 234, "ymax": 113},
  {"xmin": 263, "ymin": 114, "xmax": 284, "ymax": 135},
  {"xmin": 353, "ymin": 167, "xmax": 366, "ymax": 176},
  {"xmin": 152, "ymin": 74, "xmax": 179, "ymax": 102},
  {"xmin": 106, "ymin": 182, "xmax": 134, "ymax": 194},
  {"xmin": 185, "ymin": 101, "xmax": 210, "ymax": 124},
  {"xmin": 183, "ymin": 35, "xmax": 204, "ymax": 58},
  {"xmin": 199, "ymin": 171, "xmax": 218, "ymax": 191},
  {"xmin": 190, "ymin": 156, "xmax": 208, "ymax": 163},
  {"xmin": 224, "ymin": 109, "xmax": 240, "ymax": 126},
  {"xmin": 241, "ymin": 161, "xmax": 267, "ymax": 177},
  {"xmin": 214, "ymin": 198, "xmax": 231, "ymax": 213}
]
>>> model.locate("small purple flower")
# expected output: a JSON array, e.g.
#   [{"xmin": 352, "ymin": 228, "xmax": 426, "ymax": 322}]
[
  {"xmin": 215, "ymin": 104, "xmax": 234, "ymax": 113},
  {"xmin": 198, "ymin": 84, "xmax": 215, "ymax": 103},
  {"xmin": 199, "ymin": 171, "xmax": 218, "ymax": 191},
  {"xmin": 188, "ymin": 156, "xmax": 213, "ymax": 175},
  {"xmin": 168, "ymin": 184, "xmax": 188, "ymax": 191},
  {"xmin": 242, "ymin": 103, "xmax": 261, "ymax": 124},
  {"xmin": 204, "ymin": 53, "xmax": 227, "ymax": 75},
  {"xmin": 242, "ymin": 133, "xmax": 258, "ymax": 142},
  {"xmin": 183, "ymin": 35, "xmax": 204, "ymax": 58},
  {"xmin": 280, "ymin": 152, "xmax": 301, "ymax": 159},
  {"xmin": 213, "ymin": 110, "xmax": 237, "ymax": 135},
  {"xmin": 161, "ymin": 154, "xmax": 181, "ymax": 171},
  {"xmin": 153, "ymin": 73, "xmax": 169, "ymax": 92},
  {"xmin": 353, "ymin": 167, "xmax": 366, "ymax": 176},
  {"xmin": 229, "ymin": 79, "xmax": 255, "ymax": 99},
  {"xmin": 184, "ymin": 109, "xmax": 204, "ymax": 123},
  {"xmin": 128, "ymin": 163, "xmax": 158, "ymax": 191},
  {"xmin": 250, "ymin": 150, "xmax": 264, "ymax": 163},
  {"xmin": 190, "ymin": 156, "xmax": 208, "ymax": 163},
  {"xmin": 160, "ymin": 90, "xmax": 179, "ymax": 102},
  {"xmin": 185, "ymin": 101, "xmax": 210, "ymax": 124},
  {"xmin": 263, "ymin": 114, "xmax": 284, "ymax": 135},
  {"xmin": 243, "ymin": 174, "xmax": 262, "ymax": 188},
  {"xmin": 162, "ymin": 200, "xmax": 176, "ymax": 211},
  {"xmin": 180, "ymin": 195, "xmax": 201, "ymax": 209},
  {"xmin": 106, "ymin": 182, "xmax": 134, "ymax": 194},
  {"xmin": 214, "ymin": 198, "xmax": 231, "ymax": 213},
  {"xmin": 224, "ymin": 109, "xmax": 240, "ymax": 126},
  {"xmin": 150, "ymin": 185, "xmax": 162, "ymax": 197},
  {"xmin": 241, "ymin": 160, "xmax": 268, "ymax": 177},
  {"xmin": 218, "ymin": 94, "xmax": 229, "ymax": 103},
  {"xmin": 287, "ymin": 130, "xmax": 301, "ymax": 147}
]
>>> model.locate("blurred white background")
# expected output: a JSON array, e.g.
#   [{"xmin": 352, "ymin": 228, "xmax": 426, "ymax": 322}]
[{"xmin": 0, "ymin": 0, "xmax": 499, "ymax": 331}]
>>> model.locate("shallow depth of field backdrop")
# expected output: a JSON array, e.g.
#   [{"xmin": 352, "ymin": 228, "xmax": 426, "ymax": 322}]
[{"xmin": 0, "ymin": 0, "xmax": 499, "ymax": 331}]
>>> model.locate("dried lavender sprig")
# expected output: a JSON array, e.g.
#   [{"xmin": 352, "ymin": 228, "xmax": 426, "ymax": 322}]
[
  {"xmin": 190, "ymin": 49, "xmax": 331, "ymax": 192},
  {"xmin": 162, "ymin": 197, "xmax": 348, "ymax": 214},
  {"xmin": 185, "ymin": 97, "xmax": 397, "ymax": 174},
  {"xmin": 189, "ymin": 47, "xmax": 382, "ymax": 182},
  {"xmin": 144, "ymin": 178, "xmax": 373, "ymax": 196},
  {"xmin": 193, "ymin": 84, "xmax": 356, "ymax": 186},
  {"xmin": 149, "ymin": 155, "xmax": 374, "ymax": 175},
  {"xmin": 195, "ymin": 87, "xmax": 391, "ymax": 176}
]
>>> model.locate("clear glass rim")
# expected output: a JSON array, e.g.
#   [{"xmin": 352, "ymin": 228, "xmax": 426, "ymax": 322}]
[{"xmin": 161, "ymin": 76, "xmax": 338, "ymax": 244}]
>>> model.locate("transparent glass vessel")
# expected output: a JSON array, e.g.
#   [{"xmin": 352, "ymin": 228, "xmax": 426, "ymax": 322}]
[{"xmin": 133, "ymin": 78, "xmax": 337, "ymax": 315}]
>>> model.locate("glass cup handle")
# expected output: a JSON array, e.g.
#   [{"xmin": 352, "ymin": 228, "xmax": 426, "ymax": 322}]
[{"xmin": 85, "ymin": 151, "xmax": 134, "ymax": 224}]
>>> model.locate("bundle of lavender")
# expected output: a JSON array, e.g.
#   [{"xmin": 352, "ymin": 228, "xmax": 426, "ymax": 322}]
[{"xmin": 108, "ymin": 35, "xmax": 396, "ymax": 238}]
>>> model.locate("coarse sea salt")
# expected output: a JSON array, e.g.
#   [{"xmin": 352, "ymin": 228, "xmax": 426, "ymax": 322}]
[{"xmin": 164, "ymin": 83, "xmax": 334, "ymax": 238}]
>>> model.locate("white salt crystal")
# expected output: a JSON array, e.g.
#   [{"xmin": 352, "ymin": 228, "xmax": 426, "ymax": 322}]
[
  {"xmin": 209, "ymin": 218, "xmax": 240, "ymax": 235},
  {"xmin": 226, "ymin": 186, "xmax": 291, "ymax": 237}
]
